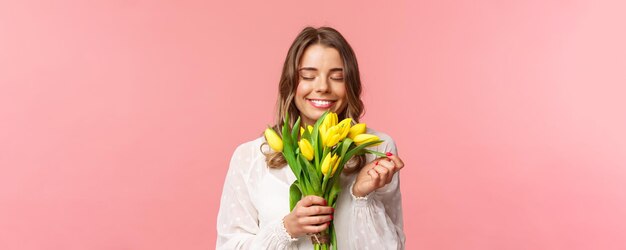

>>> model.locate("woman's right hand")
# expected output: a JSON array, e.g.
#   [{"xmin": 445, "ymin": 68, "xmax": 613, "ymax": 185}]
[{"xmin": 283, "ymin": 195, "xmax": 334, "ymax": 238}]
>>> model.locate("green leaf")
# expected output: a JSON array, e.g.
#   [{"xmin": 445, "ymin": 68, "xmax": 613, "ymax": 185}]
[
  {"xmin": 291, "ymin": 116, "xmax": 301, "ymax": 143},
  {"xmin": 327, "ymin": 177, "xmax": 341, "ymax": 206},
  {"xmin": 363, "ymin": 148, "xmax": 387, "ymax": 157},
  {"xmin": 299, "ymin": 170, "xmax": 314, "ymax": 195},
  {"xmin": 340, "ymin": 138, "xmax": 352, "ymax": 157},
  {"xmin": 299, "ymin": 153, "xmax": 321, "ymax": 194},
  {"xmin": 302, "ymin": 124, "xmax": 311, "ymax": 141},
  {"xmin": 282, "ymin": 113, "xmax": 301, "ymax": 176},
  {"xmin": 311, "ymin": 111, "xmax": 329, "ymax": 167},
  {"xmin": 345, "ymin": 139, "xmax": 385, "ymax": 161},
  {"xmin": 289, "ymin": 180, "xmax": 302, "ymax": 211}
]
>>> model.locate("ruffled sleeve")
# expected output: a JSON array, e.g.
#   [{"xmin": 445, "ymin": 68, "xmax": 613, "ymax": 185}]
[
  {"xmin": 341, "ymin": 132, "xmax": 406, "ymax": 249},
  {"xmin": 216, "ymin": 143, "xmax": 298, "ymax": 249}
]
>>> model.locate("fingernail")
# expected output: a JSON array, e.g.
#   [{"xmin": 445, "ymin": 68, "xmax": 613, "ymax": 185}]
[
  {"xmin": 375, "ymin": 161, "xmax": 379, "ymax": 165},
  {"xmin": 386, "ymin": 152, "xmax": 393, "ymax": 156},
  {"xmin": 331, "ymin": 208, "xmax": 335, "ymax": 212},
  {"xmin": 323, "ymin": 200, "xmax": 327, "ymax": 205},
  {"xmin": 330, "ymin": 215, "xmax": 333, "ymax": 220}
]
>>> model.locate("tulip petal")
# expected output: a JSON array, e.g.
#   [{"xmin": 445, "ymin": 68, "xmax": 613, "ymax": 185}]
[
  {"xmin": 353, "ymin": 133, "xmax": 380, "ymax": 146},
  {"xmin": 264, "ymin": 128, "xmax": 283, "ymax": 152},
  {"xmin": 298, "ymin": 139, "xmax": 314, "ymax": 161},
  {"xmin": 349, "ymin": 123, "xmax": 367, "ymax": 139}
]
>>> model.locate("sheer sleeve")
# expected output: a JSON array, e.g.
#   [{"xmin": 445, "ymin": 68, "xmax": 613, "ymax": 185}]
[
  {"xmin": 216, "ymin": 144, "xmax": 298, "ymax": 249},
  {"xmin": 343, "ymin": 133, "xmax": 406, "ymax": 249}
]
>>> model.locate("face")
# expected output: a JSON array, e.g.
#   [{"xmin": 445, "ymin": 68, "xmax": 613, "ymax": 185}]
[{"xmin": 294, "ymin": 44, "xmax": 348, "ymax": 126}]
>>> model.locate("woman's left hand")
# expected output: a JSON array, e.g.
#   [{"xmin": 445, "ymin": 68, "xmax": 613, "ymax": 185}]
[{"xmin": 352, "ymin": 152, "xmax": 405, "ymax": 197}]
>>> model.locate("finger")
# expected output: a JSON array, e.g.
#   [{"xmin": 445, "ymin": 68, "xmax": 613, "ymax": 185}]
[
  {"xmin": 385, "ymin": 153, "xmax": 405, "ymax": 170},
  {"xmin": 301, "ymin": 205, "xmax": 334, "ymax": 217},
  {"xmin": 376, "ymin": 157, "xmax": 397, "ymax": 172},
  {"xmin": 373, "ymin": 158, "xmax": 386, "ymax": 166},
  {"xmin": 298, "ymin": 195, "xmax": 327, "ymax": 208},
  {"xmin": 368, "ymin": 168, "xmax": 380, "ymax": 181},
  {"xmin": 377, "ymin": 160, "xmax": 397, "ymax": 183},
  {"xmin": 378, "ymin": 159, "xmax": 396, "ymax": 171},
  {"xmin": 365, "ymin": 160, "xmax": 379, "ymax": 171},
  {"xmin": 299, "ymin": 214, "xmax": 333, "ymax": 226},
  {"xmin": 374, "ymin": 165, "xmax": 389, "ymax": 187},
  {"xmin": 303, "ymin": 222, "xmax": 330, "ymax": 234}
]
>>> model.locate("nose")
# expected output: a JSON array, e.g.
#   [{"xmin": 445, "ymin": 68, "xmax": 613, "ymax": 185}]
[{"xmin": 314, "ymin": 76, "xmax": 330, "ymax": 93}]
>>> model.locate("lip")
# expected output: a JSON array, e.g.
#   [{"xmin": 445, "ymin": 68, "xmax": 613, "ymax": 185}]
[{"xmin": 307, "ymin": 98, "xmax": 336, "ymax": 109}]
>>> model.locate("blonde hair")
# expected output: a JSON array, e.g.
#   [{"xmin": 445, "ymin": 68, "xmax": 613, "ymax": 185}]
[{"xmin": 262, "ymin": 26, "xmax": 366, "ymax": 174}]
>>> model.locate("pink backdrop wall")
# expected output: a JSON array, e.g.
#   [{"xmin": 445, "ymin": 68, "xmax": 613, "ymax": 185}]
[{"xmin": 2, "ymin": 0, "xmax": 625, "ymax": 249}]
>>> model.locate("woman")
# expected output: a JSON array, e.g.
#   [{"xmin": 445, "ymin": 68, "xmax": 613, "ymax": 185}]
[{"xmin": 217, "ymin": 26, "xmax": 406, "ymax": 249}]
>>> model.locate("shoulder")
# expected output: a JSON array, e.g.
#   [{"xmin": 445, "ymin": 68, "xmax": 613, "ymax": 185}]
[
  {"xmin": 234, "ymin": 136, "xmax": 265, "ymax": 154},
  {"xmin": 231, "ymin": 136, "xmax": 266, "ymax": 158},
  {"xmin": 226, "ymin": 136, "xmax": 267, "ymax": 177}
]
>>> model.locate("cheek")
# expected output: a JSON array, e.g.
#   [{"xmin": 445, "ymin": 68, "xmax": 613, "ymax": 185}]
[
  {"xmin": 295, "ymin": 81, "xmax": 310, "ymax": 98},
  {"xmin": 334, "ymin": 85, "xmax": 348, "ymax": 101},
  {"xmin": 332, "ymin": 85, "xmax": 348, "ymax": 112}
]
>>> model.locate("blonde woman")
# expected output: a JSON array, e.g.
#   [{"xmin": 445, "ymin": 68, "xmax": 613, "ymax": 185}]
[{"xmin": 217, "ymin": 26, "xmax": 406, "ymax": 249}]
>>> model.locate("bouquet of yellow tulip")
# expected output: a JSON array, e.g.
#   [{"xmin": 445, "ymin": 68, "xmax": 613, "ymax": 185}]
[{"xmin": 264, "ymin": 111, "xmax": 386, "ymax": 250}]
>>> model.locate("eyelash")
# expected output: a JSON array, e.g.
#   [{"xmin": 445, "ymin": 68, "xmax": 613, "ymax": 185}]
[{"xmin": 301, "ymin": 77, "xmax": 344, "ymax": 81}]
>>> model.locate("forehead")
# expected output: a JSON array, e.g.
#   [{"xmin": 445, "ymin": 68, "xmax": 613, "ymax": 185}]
[{"xmin": 298, "ymin": 44, "xmax": 344, "ymax": 69}]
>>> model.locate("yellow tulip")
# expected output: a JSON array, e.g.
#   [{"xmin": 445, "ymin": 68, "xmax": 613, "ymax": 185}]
[
  {"xmin": 336, "ymin": 118, "xmax": 352, "ymax": 141},
  {"xmin": 331, "ymin": 156, "xmax": 341, "ymax": 176},
  {"xmin": 320, "ymin": 124, "xmax": 328, "ymax": 142},
  {"xmin": 320, "ymin": 117, "xmax": 351, "ymax": 148},
  {"xmin": 298, "ymin": 139, "xmax": 314, "ymax": 161},
  {"xmin": 353, "ymin": 133, "xmax": 381, "ymax": 146},
  {"xmin": 322, "ymin": 126, "xmax": 341, "ymax": 147},
  {"xmin": 349, "ymin": 123, "xmax": 366, "ymax": 140},
  {"xmin": 321, "ymin": 153, "xmax": 339, "ymax": 176},
  {"xmin": 300, "ymin": 126, "xmax": 305, "ymax": 136},
  {"xmin": 322, "ymin": 112, "xmax": 338, "ymax": 130},
  {"xmin": 321, "ymin": 153, "xmax": 331, "ymax": 175},
  {"xmin": 326, "ymin": 133, "xmax": 342, "ymax": 148},
  {"xmin": 320, "ymin": 116, "xmax": 332, "ymax": 142},
  {"xmin": 264, "ymin": 128, "xmax": 283, "ymax": 152}
]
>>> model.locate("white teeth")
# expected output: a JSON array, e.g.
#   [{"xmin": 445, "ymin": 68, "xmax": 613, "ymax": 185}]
[{"xmin": 310, "ymin": 99, "xmax": 333, "ymax": 106}]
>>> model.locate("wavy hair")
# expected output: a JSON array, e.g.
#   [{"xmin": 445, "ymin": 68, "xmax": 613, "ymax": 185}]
[{"xmin": 261, "ymin": 26, "xmax": 366, "ymax": 174}]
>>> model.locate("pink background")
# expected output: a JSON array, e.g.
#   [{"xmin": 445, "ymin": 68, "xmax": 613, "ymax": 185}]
[{"xmin": 1, "ymin": 0, "xmax": 625, "ymax": 249}]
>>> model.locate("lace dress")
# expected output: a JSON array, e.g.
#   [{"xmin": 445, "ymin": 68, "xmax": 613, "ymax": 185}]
[{"xmin": 216, "ymin": 129, "xmax": 405, "ymax": 249}]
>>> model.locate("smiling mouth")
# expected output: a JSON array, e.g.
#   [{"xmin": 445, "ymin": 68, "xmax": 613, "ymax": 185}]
[{"xmin": 307, "ymin": 98, "xmax": 336, "ymax": 109}]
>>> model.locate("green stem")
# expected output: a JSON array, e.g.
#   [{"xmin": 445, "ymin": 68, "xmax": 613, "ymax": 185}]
[
  {"xmin": 364, "ymin": 148, "xmax": 388, "ymax": 157},
  {"xmin": 331, "ymin": 222, "xmax": 337, "ymax": 250}
]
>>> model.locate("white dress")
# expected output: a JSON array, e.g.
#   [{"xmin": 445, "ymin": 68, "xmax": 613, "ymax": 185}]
[{"xmin": 216, "ymin": 129, "xmax": 405, "ymax": 249}]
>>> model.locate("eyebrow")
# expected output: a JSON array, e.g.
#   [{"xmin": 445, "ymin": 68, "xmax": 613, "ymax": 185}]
[{"xmin": 299, "ymin": 67, "xmax": 344, "ymax": 72}]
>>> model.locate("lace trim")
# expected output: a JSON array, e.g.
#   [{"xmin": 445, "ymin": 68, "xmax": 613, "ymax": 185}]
[
  {"xmin": 349, "ymin": 180, "xmax": 371, "ymax": 201},
  {"xmin": 278, "ymin": 218, "xmax": 299, "ymax": 242}
]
